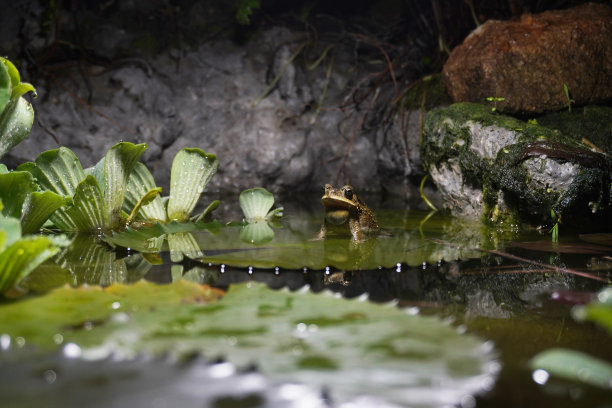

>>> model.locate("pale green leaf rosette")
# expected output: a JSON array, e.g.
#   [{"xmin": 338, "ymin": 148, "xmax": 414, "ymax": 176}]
[{"xmin": 239, "ymin": 187, "xmax": 283, "ymax": 222}]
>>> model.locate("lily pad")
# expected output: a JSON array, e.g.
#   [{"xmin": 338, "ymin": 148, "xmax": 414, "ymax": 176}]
[{"xmin": 0, "ymin": 281, "xmax": 498, "ymax": 407}]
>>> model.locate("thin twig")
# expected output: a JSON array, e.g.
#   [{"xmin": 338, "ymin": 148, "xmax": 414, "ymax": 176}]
[
  {"xmin": 428, "ymin": 238, "xmax": 609, "ymax": 282},
  {"xmin": 335, "ymin": 87, "xmax": 380, "ymax": 184}
]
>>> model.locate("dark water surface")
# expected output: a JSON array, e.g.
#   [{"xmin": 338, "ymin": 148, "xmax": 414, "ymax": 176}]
[{"xmin": 2, "ymin": 189, "xmax": 611, "ymax": 407}]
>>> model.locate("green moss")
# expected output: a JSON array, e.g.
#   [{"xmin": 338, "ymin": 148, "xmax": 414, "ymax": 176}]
[
  {"xmin": 401, "ymin": 74, "xmax": 450, "ymax": 111},
  {"xmin": 422, "ymin": 103, "xmax": 612, "ymax": 230},
  {"xmin": 537, "ymin": 106, "xmax": 612, "ymax": 154}
]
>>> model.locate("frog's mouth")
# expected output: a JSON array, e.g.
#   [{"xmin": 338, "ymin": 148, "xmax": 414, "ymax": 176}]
[{"xmin": 321, "ymin": 196, "xmax": 355, "ymax": 210}]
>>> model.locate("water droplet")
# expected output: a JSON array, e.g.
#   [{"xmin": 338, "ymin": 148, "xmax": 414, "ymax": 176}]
[
  {"xmin": 220, "ymin": 264, "xmax": 225, "ymax": 273},
  {"xmin": 532, "ymin": 369, "xmax": 550, "ymax": 385},
  {"xmin": 248, "ymin": 266, "xmax": 253, "ymax": 275},
  {"xmin": 63, "ymin": 342, "xmax": 82, "ymax": 359},
  {"xmin": 0, "ymin": 334, "xmax": 10, "ymax": 350},
  {"xmin": 53, "ymin": 333, "xmax": 64, "ymax": 345},
  {"xmin": 15, "ymin": 337, "xmax": 25, "ymax": 348},
  {"xmin": 209, "ymin": 362, "xmax": 235, "ymax": 378},
  {"xmin": 111, "ymin": 301, "xmax": 121, "ymax": 310},
  {"xmin": 44, "ymin": 370, "xmax": 57, "ymax": 384}
]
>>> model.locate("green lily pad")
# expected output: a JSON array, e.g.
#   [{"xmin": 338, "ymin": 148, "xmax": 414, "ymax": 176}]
[{"xmin": 0, "ymin": 281, "xmax": 498, "ymax": 407}]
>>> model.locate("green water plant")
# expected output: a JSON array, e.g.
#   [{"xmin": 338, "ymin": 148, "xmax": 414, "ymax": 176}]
[
  {"xmin": 485, "ymin": 96, "xmax": 505, "ymax": 113},
  {"xmin": 0, "ymin": 201, "xmax": 63, "ymax": 295},
  {"xmin": 19, "ymin": 142, "xmax": 147, "ymax": 233},
  {"xmin": 0, "ymin": 164, "xmax": 69, "ymax": 234},
  {"xmin": 563, "ymin": 83, "xmax": 574, "ymax": 113},
  {"xmin": 0, "ymin": 57, "xmax": 36, "ymax": 159},
  {"xmin": 238, "ymin": 187, "xmax": 283, "ymax": 244}
]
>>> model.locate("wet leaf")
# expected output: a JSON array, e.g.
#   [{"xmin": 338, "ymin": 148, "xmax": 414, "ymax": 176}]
[
  {"xmin": 530, "ymin": 348, "xmax": 612, "ymax": 390},
  {"xmin": 0, "ymin": 58, "xmax": 10, "ymax": 114},
  {"xmin": 64, "ymin": 175, "xmax": 106, "ymax": 231},
  {"xmin": 573, "ymin": 286, "xmax": 612, "ymax": 335},
  {"xmin": 101, "ymin": 142, "xmax": 148, "ymax": 228},
  {"xmin": 124, "ymin": 162, "xmax": 166, "ymax": 222},
  {"xmin": 21, "ymin": 191, "xmax": 71, "ymax": 234},
  {"xmin": 0, "ymin": 97, "xmax": 34, "ymax": 159},
  {"xmin": 167, "ymin": 148, "xmax": 218, "ymax": 222},
  {"xmin": 0, "ymin": 234, "xmax": 59, "ymax": 293},
  {"xmin": 0, "ymin": 171, "xmax": 37, "ymax": 219},
  {"xmin": 0, "ymin": 281, "xmax": 496, "ymax": 407},
  {"xmin": 239, "ymin": 187, "xmax": 275, "ymax": 222}
]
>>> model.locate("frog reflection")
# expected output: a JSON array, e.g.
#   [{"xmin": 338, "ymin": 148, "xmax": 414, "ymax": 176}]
[{"xmin": 315, "ymin": 184, "xmax": 379, "ymax": 242}]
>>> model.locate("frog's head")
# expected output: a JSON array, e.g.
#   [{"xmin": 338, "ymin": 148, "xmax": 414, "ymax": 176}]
[{"xmin": 321, "ymin": 184, "xmax": 359, "ymax": 211}]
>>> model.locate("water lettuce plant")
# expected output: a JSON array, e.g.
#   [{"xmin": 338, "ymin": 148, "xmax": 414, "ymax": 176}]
[
  {"xmin": 19, "ymin": 143, "xmax": 219, "ymax": 237},
  {"xmin": 19, "ymin": 142, "xmax": 147, "ymax": 232},
  {"xmin": 0, "ymin": 164, "xmax": 70, "ymax": 234},
  {"xmin": 0, "ymin": 203, "xmax": 63, "ymax": 294},
  {"xmin": 0, "ymin": 57, "xmax": 36, "ymax": 159},
  {"xmin": 238, "ymin": 187, "xmax": 283, "ymax": 244}
]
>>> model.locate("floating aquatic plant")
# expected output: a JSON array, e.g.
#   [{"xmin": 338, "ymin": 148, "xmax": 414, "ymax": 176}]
[
  {"xmin": 239, "ymin": 187, "xmax": 283, "ymax": 222},
  {"xmin": 0, "ymin": 202, "xmax": 64, "ymax": 295},
  {"xmin": 238, "ymin": 187, "xmax": 283, "ymax": 244},
  {"xmin": 20, "ymin": 142, "xmax": 147, "ymax": 232},
  {"xmin": 0, "ymin": 57, "xmax": 36, "ymax": 159},
  {"xmin": 0, "ymin": 165, "xmax": 69, "ymax": 234},
  {"xmin": 108, "ymin": 148, "xmax": 220, "ymax": 262}
]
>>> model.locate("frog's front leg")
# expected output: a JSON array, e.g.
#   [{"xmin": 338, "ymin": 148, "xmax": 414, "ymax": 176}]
[
  {"xmin": 314, "ymin": 223, "xmax": 327, "ymax": 240},
  {"xmin": 348, "ymin": 218, "xmax": 364, "ymax": 241}
]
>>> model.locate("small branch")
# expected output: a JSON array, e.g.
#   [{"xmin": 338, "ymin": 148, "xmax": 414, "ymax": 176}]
[{"xmin": 428, "ymin": 238, "xmax": 609, "ymax": 282}]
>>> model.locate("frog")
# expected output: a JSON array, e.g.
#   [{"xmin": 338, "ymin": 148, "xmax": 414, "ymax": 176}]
[{"xmin": 315, "ymin": 184, "xmax": 379, "ymax": 242}]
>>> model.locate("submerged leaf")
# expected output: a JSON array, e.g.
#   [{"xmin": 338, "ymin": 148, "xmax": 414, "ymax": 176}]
[{"xmin": 167, "ymin": 148, "xmax": 218, "ymax": 222}]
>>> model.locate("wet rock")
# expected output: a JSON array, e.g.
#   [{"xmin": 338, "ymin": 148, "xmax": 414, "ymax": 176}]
[
  {"xmin": 442, "ymin": 3, "xmax": 612, "ymax": 113},
  {"xmin": 421, "ymin": 102, "xmax": 612, "ymax": 230},
  {"xmin": 5, "ymin": 24, "xmax": 425, "ymax": 196}
]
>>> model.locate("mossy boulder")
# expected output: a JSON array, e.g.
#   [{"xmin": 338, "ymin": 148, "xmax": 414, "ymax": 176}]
[{"xmin": 421, "ymin": 102, "xmax": 612, "ymax": 231}]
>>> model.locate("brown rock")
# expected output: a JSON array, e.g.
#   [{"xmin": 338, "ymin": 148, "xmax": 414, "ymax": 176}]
[{"xmin": 442, "ymin": 3, "xmax": 612, "ymax": 113}]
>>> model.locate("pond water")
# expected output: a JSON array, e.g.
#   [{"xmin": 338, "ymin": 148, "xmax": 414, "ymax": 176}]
[{"xmin": 1, "ymin": 189, "xmax": 611, "ymax": 407}]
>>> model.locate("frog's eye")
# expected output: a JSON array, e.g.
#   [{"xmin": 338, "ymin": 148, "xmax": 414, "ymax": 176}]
[{"xmin": 343, "ymin": 187, "xmax": 353, "ymax": 200}]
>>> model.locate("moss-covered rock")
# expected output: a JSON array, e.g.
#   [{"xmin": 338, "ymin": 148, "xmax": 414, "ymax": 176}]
[{"xmin": 421, "ymin": 102, "xmax": 612, "ymax": 231}]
